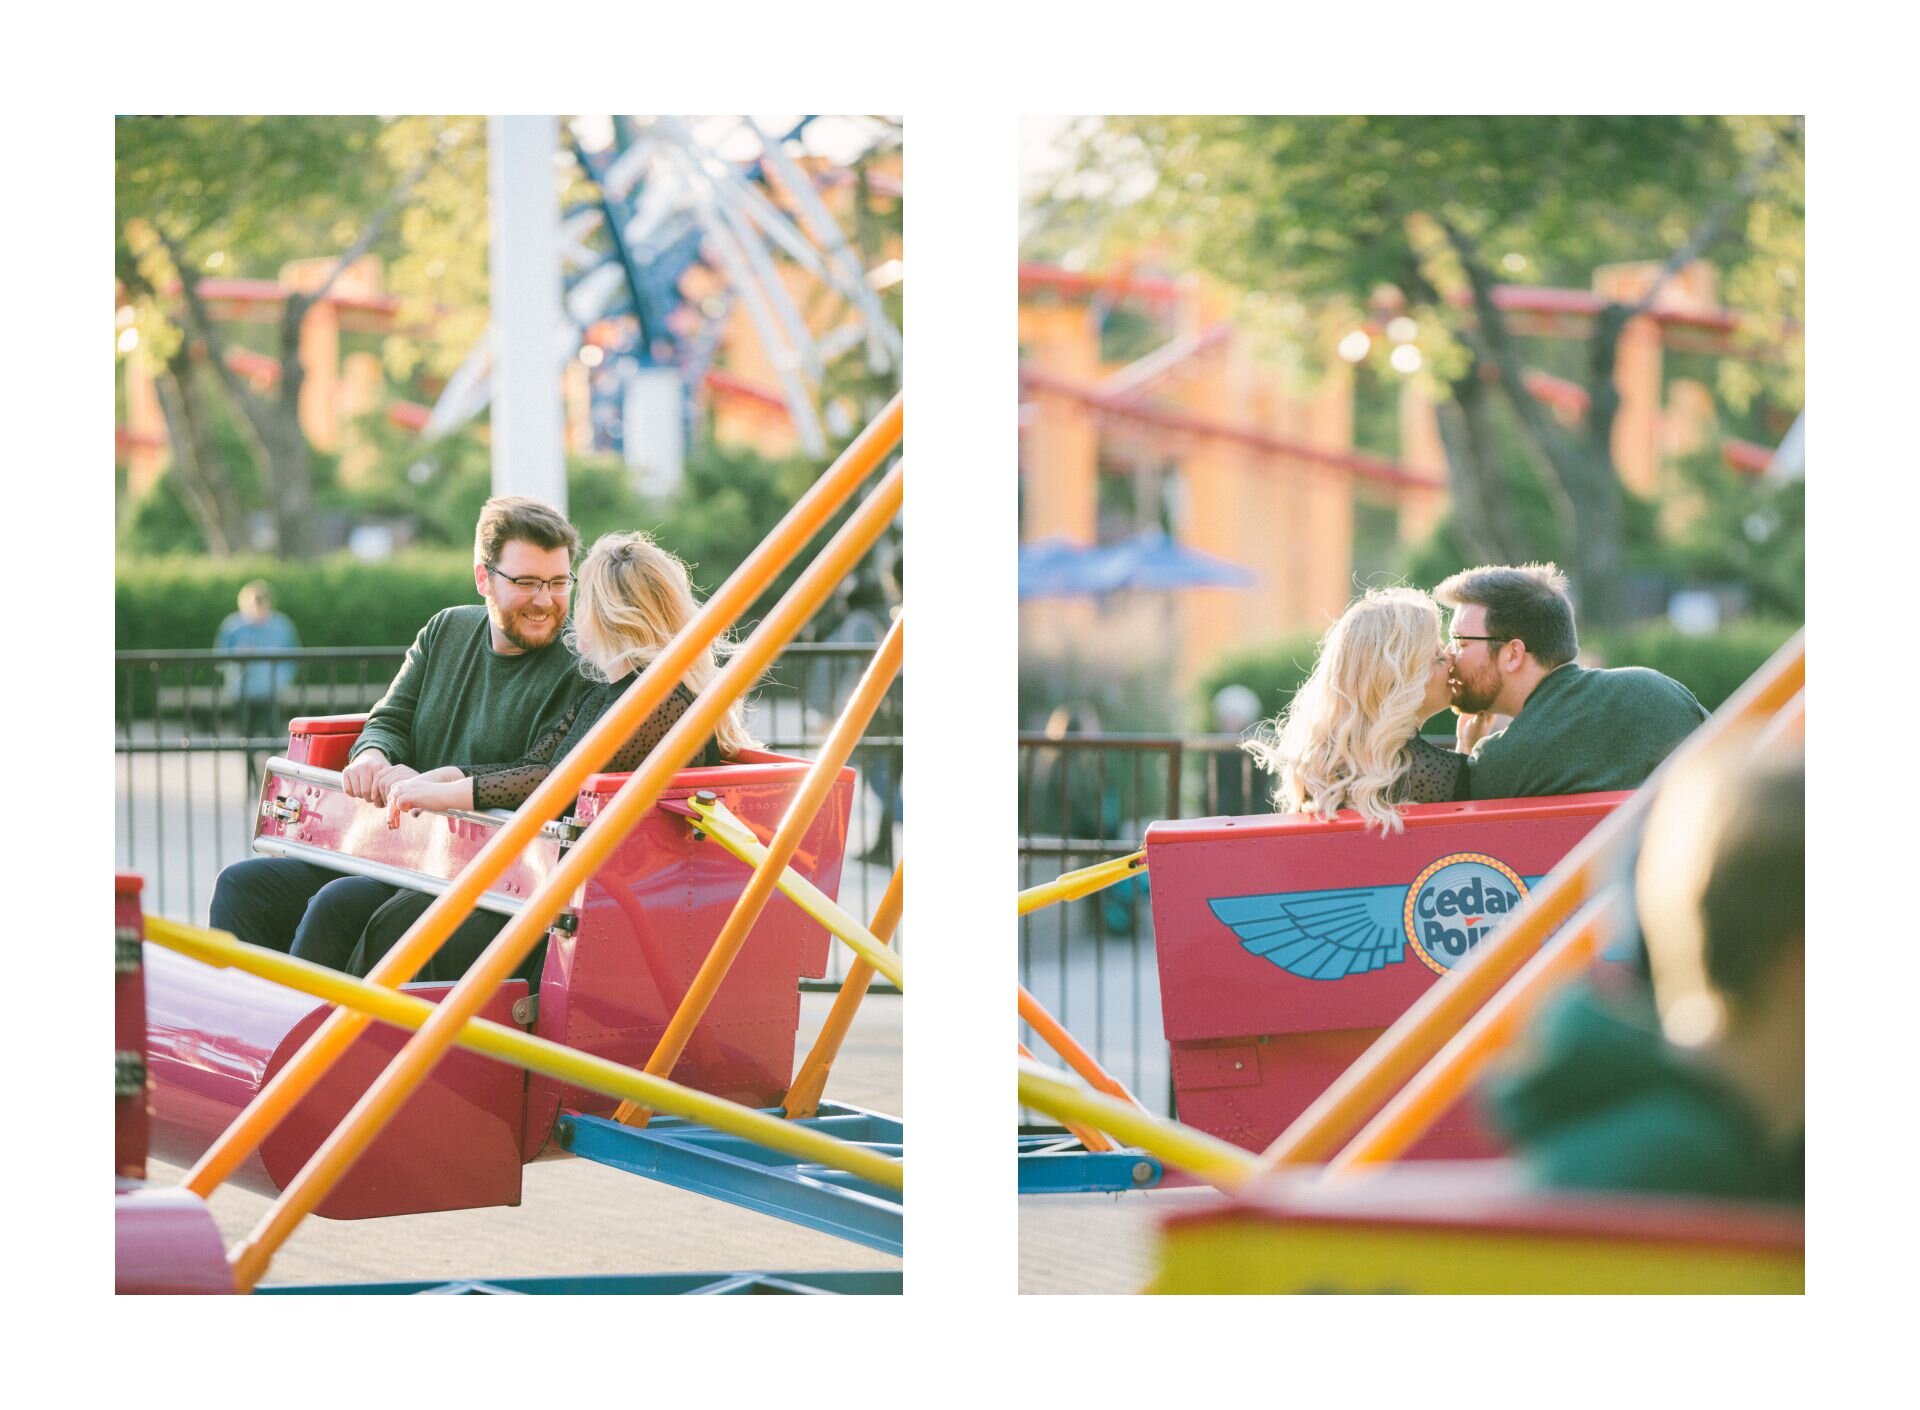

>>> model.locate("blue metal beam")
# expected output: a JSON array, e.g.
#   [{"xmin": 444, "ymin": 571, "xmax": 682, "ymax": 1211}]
[
  {"xmin": 259, "ymin": 1269, "xmax": 901, "ymax": 1295},
  {"xmin": 556, "ymin": 1102, "xmax": 903, "ymax": 1256},
  {"xmin": 1017, "ymin": 1134, "xmax": 1164, "ymax": 1194}
]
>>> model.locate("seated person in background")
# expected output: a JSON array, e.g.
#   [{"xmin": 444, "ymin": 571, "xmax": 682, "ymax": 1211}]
[
  {"xmin": 1486, "ymin": 739, "xmax": 1804, "ymax": 1203},
  {"xmin": 216, "ymin": 579, "xmax": 300, "ymax": 738},
  {"xmin": 1439, "ymin": 563, "xmax": 1707, "ymax": 799},
  {"xmin": 1245, "ymin": 586, "xmax": 1466, "ymax": 832},
  {"xmin": 210, "ymin": 496, "xmax": 593, "ymax": 975},
  {"xmin": 355, "ymin": 530, "xmax": 758, "ymax": 979}
]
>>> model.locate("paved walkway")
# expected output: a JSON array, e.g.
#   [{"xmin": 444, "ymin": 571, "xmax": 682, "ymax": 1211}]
[
  {"xmin": 1018, "ymin": 1187, "xmax": 1218, "ymax": 1294},
  {"xmin": 147, "ymin": 991, "xmax": 902, "ymax": 1289}
]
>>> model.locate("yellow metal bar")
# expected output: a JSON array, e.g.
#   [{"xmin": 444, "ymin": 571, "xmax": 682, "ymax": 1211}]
[
  {"xmin": 1326, "ymin": 892, "xmax": 1622, "ymax": 1173},
  {"xmin": 785, "ymin": 864, "xmax": 904, "ymax": 1119},
  {"xmin": 227, "ymin": 463, "xmax": 905, "ymax": 1291},
  {"xmin": 614, "ymin": 612, "xmax": 904, "ymax": 1125},
  {"xmin": 689, "ymin": 798, "xmax": 905, "ymax": 989},
  {"xmin": 1017, "ymin": 1058, "xmax": 1255, "ymax": 1193},
  {"xmin": 1018, "ymin": 850, "xmax": 1146, "ymax": 916},
  {"xmin": 1255, "ymin": 629, "xmax": 1805, "ymax": 1173},
  {"xmin": 146, "ymin": 916, "xmax": 902, "ymax": 1192},
  {"xmin": 186, "ymin": 396, "xmax": 902, "ymax": 1203},
  {"xmin": 1017, "ymin": 1042, "xmax": 1113, "ymax": 1153},
  {"xmin": 1017, "ymin": 984, "xmax": 1146, "ymax": 1110}
]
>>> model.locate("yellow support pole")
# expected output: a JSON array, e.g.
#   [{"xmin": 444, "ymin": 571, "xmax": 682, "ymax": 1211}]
[
  {"xmin": 227, "ymin": 464, "xmax": 904, "ymax": 1292},
  {"xmin": 785, "ymin": 864, "xmax": 904, "ymax": 1119},
  {"xmin": 1017, "ymin": 1042, "xmax": 1113, "ymax": 1152},
  {"xmin": 1255, "ymin": 630, "xmax": 1804, "ymax": 1173},
  {"xmin": 1017, "ymin": 1058, "xmax": 1255, "ymax": 1193},
  {"xmin": 688, "ymin": 797, "xmax": 905, "ymax": 989},
  {"xmin": 186, "ymin": 395, "xmax": 902, "ymax": 1203},
  {"xmin": 145, "ymin": 916, "xmax": 902, "ymax": 1192},
  {"xmin": 1017, "ymin": 984, "xmax": 1146, "ymax": 1111},
  {"xmin": 614, "ymin": 612, "xmax": 904, "ymax": 1125},
  {"xmin": 1018, "ymin": 850, "xmax": 1146, "ymax": 916}
]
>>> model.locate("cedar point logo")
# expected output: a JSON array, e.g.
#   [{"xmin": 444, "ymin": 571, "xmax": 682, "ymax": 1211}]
[{"xmin": 1403, "ymin": 852, "xmax": 1530, "ymax": 975}]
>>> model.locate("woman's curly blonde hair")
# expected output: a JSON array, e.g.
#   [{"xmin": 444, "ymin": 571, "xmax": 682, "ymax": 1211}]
[
  {"xmin": 567, "ymin": 531, "xmax": 758, "ymax": 758},
  {"xmin": 1244, "ymin": 587, "xmax": 1443, "ymax": 834}
]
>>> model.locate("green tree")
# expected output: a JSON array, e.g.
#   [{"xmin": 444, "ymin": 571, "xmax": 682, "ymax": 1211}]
[
  {"xmin": 1034, "ymin": 116, "xmax": 1804, "ymax": 628},
  {"xmin": 115, "ymin": 116, "xmax": 474, "ymax": 556}
]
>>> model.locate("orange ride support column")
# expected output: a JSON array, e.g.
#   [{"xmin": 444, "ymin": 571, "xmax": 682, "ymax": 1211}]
[
  {"xmin": 187, "ymin": 395, "xmax": 902, "ymax": 1205},
  {"xmin": 615, "ymin": 612, "xmax": 904, "ymax": 1125},
  {"xmin": 226, "ymin": 462, "xmax": 905, "ymax": 1290}
]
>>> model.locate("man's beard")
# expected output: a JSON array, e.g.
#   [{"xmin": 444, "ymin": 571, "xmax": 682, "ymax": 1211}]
[
  {"xmin": 1449, "ymin": 669, "xmax": 1500, "ymax": 714},
  {"xmin": 495, "ymin": 603, "xmax": 563, "ymax": 651}
]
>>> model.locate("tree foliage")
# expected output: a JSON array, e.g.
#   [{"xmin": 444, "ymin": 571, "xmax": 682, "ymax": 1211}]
[{"xmin": 1031, "ymin": 116, "xmax": 1804, "ymax": 628}]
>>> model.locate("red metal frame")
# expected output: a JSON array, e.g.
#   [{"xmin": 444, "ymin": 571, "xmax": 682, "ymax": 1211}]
[{"xmin": 1147, "ymin": 793, "xmax": 1625, "ymax": 1155}]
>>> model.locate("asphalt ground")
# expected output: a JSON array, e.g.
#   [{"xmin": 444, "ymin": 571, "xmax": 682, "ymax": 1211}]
[
  {"xmin": 145, "ymin": 990, "xmax": 903, "ymax": 1290},
  {"xmin": 1017, "ymin": 1187, "xmax": 1218, "ymax": 1294}
]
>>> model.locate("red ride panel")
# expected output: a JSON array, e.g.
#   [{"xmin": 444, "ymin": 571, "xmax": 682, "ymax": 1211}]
[
  {"xmin": 1148, "ymin": 793, "xmax": 1624, "ymax": 1155},
  {"xmin": 522, "ymin": 751, "xmax": 855, "ymax": 1147},
  {"xmin": 115, "ymin": 875, "xmax": 149, "ymax": 1179}
]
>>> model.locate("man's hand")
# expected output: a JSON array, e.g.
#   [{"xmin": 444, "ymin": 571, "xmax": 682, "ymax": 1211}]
[
  {"xmin": 341, "ymin": 749, "xmax": 392, "ymax": 801},
  {"xmin": 371, "ymin": 761, "xmax": 420, "ymax": 806},
  {"xmin": 385, "ymin": 773, "xmax": 472, "ymax": 829}
]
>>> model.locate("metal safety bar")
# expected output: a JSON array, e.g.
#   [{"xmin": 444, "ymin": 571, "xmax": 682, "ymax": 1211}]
[
  {"xmin": 1017, "ymin": 983, "xmax": 1146, "ymax": 1113},
  {"xmin": 613, "ymin": 611, "xmax": 904, "ymax": 1125},
  {"xmin": 189, "ymin": 395, "xmax": 901, "ymax": 1220},
  {"xmin": 206, "ymin": 407, "xmax": 903, "ymax": 1291},
  {"xmin": 1257, "ymin": 629, "xmax": 1807, "ymax": 1173},
  {"xmin": 145, "ymin": 916, "xmax": 902, "ymax": 1192}
]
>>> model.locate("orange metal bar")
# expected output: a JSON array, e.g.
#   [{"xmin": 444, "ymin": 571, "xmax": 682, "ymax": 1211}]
[
  {"xmin": 1255, "ymin": 630, "xmax": 1804, "ymax": 1172},
  {"xmin": 226, "ymin": 464, "xmax": 904, "ymax": 1291},
  {"xmin": 1327, "ymin": 893, "xmax": 1623, "ymax": 1173},
  {"xmin": 1017, "ymin": 984, "xmax": 1146, "ymax": 1111},
  {"xmin": 784, "ymin": 862, "xmax": 904, "ymax": 1119},
  {"xmin": 186, "ymin": 394, "xmax": 902, "ymax": 1202},
  {"xmin": 1017, "ymin": 1042, "xmax": 1114, "ymax": 1152},
  {"xmin": 615, "ymin": 612, "xmax": 905, "ymax": 1125}
]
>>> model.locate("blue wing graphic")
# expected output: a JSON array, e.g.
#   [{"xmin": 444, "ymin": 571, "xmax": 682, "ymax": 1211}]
[{"xmin": 1208, "ymin": 885, "xmax": 1407, "ymax": 981}]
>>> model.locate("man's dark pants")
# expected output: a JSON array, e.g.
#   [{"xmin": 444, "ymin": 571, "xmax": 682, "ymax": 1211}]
[{"xmin": 210, "ymin": 857, "xmax": 509, "ymax": 979}]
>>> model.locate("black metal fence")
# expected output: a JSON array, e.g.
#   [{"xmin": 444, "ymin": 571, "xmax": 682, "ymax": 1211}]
[
  {"xmin": 1016, "ymin": 731, "xmax": 1266, "ymax": 1119},
  {"xmin": 114, "ymin": 643, "xmax": 902, "ymax": 986}
]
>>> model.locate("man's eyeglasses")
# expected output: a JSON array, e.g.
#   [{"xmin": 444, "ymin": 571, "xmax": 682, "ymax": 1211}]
[
  {"xmin": 488, "ymin": 565, "xmax": 576, "ymax": 595},
  {"xmin": 1448, "ymin": 634, "xmax": 1511, "ymax": 651}
]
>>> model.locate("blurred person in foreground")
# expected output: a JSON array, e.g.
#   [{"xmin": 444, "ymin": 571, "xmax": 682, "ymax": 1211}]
[
  {"xmin": 1246, "ymin": 587, "xmax": 1467, "ymax": 832},
  {"xmin": 216, "ymin": 579, "xmax": 300, "ymax": 738},
  {"xmin": 1487, "ymin": 739, "xmax": 1804, "ymax": 1202},
  {"xmin": 357, "ymin": 530, "xmax": 755, "ymax": 978},
  {"xmin": 1441, "ymin": 563, "xmax": 1707, "ymax": 799}
]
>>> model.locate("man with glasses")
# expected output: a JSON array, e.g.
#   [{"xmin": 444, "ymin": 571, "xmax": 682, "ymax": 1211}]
[
  {"xmin": 211, "ymin": 496, "xmax": 595, "ymax": 976},
  {"xmin": 1436, "ymin": 563, "xmax": 1706, "ymax": 800}
]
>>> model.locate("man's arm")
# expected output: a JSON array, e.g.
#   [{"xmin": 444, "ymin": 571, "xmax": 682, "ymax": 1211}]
[{"xmin": 349, "ymin": 613, "xmax": 439, "ymax": 771}]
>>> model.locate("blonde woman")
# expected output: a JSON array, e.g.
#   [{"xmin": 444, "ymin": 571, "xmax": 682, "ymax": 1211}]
[
  {"xmin": 355, "ymin": 533, "xmax": 756, "ymax": 981},
  {"xmin": 1245, "ymin": 586, "xmax": 1466, "ymax": 833},
  {"xmin": 383, "ymin": 531, "xmax": 755, "ymax": 822}
]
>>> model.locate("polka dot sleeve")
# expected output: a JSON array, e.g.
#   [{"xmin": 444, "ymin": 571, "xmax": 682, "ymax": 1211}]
[
  {"xmin": 468, "ymin": 682, "xmax": 716, "ymax": 811},
  {"xmin": 1399, "ymin": 734, "xmax": 1470, "ymax": 804}
]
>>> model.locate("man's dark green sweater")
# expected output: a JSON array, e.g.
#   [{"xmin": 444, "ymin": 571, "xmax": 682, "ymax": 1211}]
[
  {"xmin": 1468, "ymin": 662, "xmax": 1707, "ymax": 799},
  {"xmin": 347, "ymin": 605, "xmax": 593, "ymax": 773}
]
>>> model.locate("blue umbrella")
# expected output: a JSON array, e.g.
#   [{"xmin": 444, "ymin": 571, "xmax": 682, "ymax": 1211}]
[{"xmin": 1019, "ymin": 531, "xmax": 1256, "ymax": 600}]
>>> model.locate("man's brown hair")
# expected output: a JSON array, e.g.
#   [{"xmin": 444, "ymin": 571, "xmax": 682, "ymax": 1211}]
[
  {"xmin": 1434, "ymin": 562, "xmax": 1578, "ymax": 668},
  {"xmin": 474, "ymin": 496, "xmax": 578, "ymax": 567}
]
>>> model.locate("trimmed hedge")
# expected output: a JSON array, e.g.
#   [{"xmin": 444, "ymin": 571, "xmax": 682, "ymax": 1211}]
[
  {"xmin": 117, "ymin": 552, "xmax": 478, "ymax": 650},
  {"xmin": 1199, "ymin": 618, "xmax": 1800, "ymax": 726}
]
